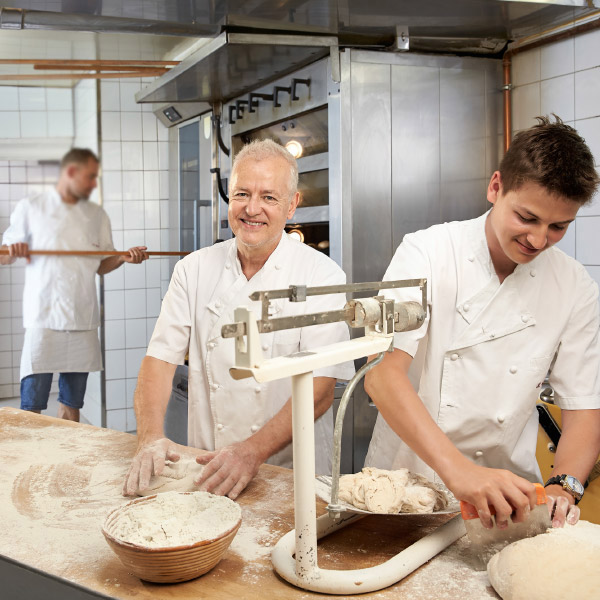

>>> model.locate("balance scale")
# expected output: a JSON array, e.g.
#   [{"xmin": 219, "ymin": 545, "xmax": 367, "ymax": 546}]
[{"xmin": 222, "ymin": 279, "xmax": 466, "ymax": 595}]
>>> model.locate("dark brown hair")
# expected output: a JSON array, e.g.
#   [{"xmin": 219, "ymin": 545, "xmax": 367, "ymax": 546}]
[
  {"xmin": 499, "ymin": 115, "xmax": 599, "ymax": 204},
  {"xmin": 60, "ymin": 148, "xmax": 99, "ymax": 169}
]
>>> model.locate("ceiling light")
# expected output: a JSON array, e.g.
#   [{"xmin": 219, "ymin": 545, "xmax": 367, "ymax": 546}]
[{"xmin": 285, "ymin": 140, "xmax": 303, "ymax": 159}]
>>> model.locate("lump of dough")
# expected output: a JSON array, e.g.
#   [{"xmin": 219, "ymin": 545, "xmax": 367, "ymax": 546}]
[
  {"xmin": 487, "ymin": 520, "xmax": 600, "ymax": 600},
  {"xmin": 137, "ymin": 457, "xmax": 204, "ymax": 497},
  {"xmin": 336, "ymin": 467, "xmax": 449, "ymax": 514},
  {"xmin": 364, "ymin": 473, "xmax": 404, "ymax": 513},
  {"xmin": 338, "ymin": 474, "xmax": 356, "ymax": 505},
  {"xmin": 398, "ymin": 485, "xmax": 437, "ymax": 513}
]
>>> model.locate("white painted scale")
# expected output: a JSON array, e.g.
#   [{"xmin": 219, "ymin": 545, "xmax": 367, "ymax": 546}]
[{"xmin": 221, "ymin": 279, "xmax": 465, "ymax": 594}]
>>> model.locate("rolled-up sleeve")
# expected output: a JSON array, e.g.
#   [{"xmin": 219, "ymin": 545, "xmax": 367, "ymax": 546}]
[
  {"xmin": 146, "ymin": 259, "xmax": 192, "ymax": 365},
  {"xmin": 551, "ymin": 267, "xmax": 600, "ymax": 410},
  {"xmin": 2, "ymin": 198, "xmax": 29, "ymax": 246}
]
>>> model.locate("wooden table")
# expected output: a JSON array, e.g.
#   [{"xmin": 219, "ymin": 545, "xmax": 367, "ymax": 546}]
[{"xmin": 0, "ymin": 408, "xmax": 497, "ymax": 599}]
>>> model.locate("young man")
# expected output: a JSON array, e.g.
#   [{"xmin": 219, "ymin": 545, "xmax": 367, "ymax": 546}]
[
  {"xmin": 123, "ymin": 139, "xmax": 353, "ymax": 498},
  {"xmin": 364, "ymin": 116, "xmax": 600, "ymax": 529},
  {"xmin": 1, "ymin": 148, "xmax": 148, "ymax": 422}
]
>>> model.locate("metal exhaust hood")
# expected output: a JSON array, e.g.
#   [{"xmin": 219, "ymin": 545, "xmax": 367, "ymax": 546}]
[{"xmin": 136, "ymin": 31, "xmax": 337, "ymax": 105}]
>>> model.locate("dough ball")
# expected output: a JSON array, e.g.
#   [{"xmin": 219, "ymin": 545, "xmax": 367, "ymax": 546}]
[
  {"xmin": 137, "ymin": 457, "xmax": 204, "ymax": 497},
  {"xmin": 487, "ymin": 520, "xmax": 600, "ymax": 600}
]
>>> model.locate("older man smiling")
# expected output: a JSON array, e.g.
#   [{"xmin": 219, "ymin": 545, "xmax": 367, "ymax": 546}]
[{"xmin": 124, "ymin": 139, "xmax": 353, "ymax": 498}]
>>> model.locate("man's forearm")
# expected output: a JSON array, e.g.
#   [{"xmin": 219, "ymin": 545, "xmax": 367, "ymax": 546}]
[
  {"xmin": 97, "ymin": 255, "xmax": 124, "ymax": 275},
  {"xmin": 246, "ymin": 376, "xmax": 336, "ymax": 463},
  {"xmin": 134, "ymin": 355, "xmax": 177, "ymax": 448},
  {"xmin": 551, "ymin": 408, "xmax": 600, "ymax": 482}
]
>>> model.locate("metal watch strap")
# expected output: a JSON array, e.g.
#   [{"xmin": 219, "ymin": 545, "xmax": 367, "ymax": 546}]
[{"xmin": 544, "ymin": 475, "xmax": 582, "ymax": 505}]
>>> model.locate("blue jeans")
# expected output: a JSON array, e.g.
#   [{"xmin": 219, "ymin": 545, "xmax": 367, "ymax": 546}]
[{"xmin": 20, "ymin": 372, "xmax": 89, "ymax": 411}]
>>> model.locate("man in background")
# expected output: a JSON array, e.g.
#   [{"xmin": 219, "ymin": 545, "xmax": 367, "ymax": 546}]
[{"xmin": 1, "ymin": 148, "xmax": 148, "ymax": 422}]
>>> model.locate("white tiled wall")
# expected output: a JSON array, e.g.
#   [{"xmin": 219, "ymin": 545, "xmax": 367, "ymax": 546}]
[
  {"xmin": 99, "ymin": 78, "xmax": 171, "ymax": 433},
  {"xmin": 511, "ymin": 29, "xmax": 600, "ymax": 286},
  {"xmin": 0, "ymin": 86, "xmax": 73, "ymax": 140}
]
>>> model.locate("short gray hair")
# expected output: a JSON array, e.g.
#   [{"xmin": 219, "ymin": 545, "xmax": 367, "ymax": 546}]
[{"xmin": 231, "ymin": 139, "xmax": 298, "ymax": 199}]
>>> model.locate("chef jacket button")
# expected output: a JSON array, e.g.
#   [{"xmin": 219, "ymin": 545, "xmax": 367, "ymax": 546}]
[
  {"xmin": 521, "ymin": 314, "xmax": 529, "ymax": 323},
  {"xmin": 509, "ymin": 365, "xmax": 517, "ymax": 374},
  {"xmin": 216, "ymin": 423, "xmax": 224, "ymax": 431},
  {"xmin": 467, "ymin": 255, "xmax": 475, "ymax": 262},
  {"xmin": 225, "ymin": 263, "xmax": 231, "ymax": 270},
  {"xmin": 497, "ymin": 415, "xmax": 505, "ymax": 423},
  {"xmin": 250, "ymin": 425, "xmax": 259, "ymax": 433},
  {"xmin": 530, "ymin": 269, "xmax": 537, "ymax": 277},
  {"xmin": 215, "ymin": 301, "xmax": 222, "ymax": 309},
  {"xmin": 489, "ymin": 333, "xmax": 495, "ymax": 339},
  {"xmin": 262, "ymin": 344, "xmax": 269, "ymax": 351},
  {"xmin": 463, "ymin": 303, "xmax": 470, "ymax": 312},
  {"xmin": 275, "ymin": 264, "xmax": 281, "ymax": 270},
  {"xmin": 208, "ymin": 341, "xmax": 216, "ymax": 349},
  {"xmin": 475, "ymin": 450, "xmax": 483, "ymax": 458},
  {"xmin": 450, "ymin": 353, "xmax": 459, "ymax": 361},
  {"xmin": 210, "ymin": 383, "xmax": 219, "ymax": 391},
  {"xmin": 254, "ymin": 386, "xmax": 261, "ymax": 394}
]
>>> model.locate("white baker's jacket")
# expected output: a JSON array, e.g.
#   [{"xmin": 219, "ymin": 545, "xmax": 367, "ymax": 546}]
[
  {"xmin": 147, "ymin": 233, "xmax": 354, "ymax": 474},
  {"xmin": 365, "ymin": 212, "xmax": 600, "ymax": 483},
  {"xmin": 2, "ymin": 189, "xmax": 115, "ymax": 330}
]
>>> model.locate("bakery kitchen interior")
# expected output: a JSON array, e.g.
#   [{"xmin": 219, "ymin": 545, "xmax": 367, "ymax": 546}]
[{"xmin": 0, "ymin": 1, "xmax": 599, "ymax": 599}]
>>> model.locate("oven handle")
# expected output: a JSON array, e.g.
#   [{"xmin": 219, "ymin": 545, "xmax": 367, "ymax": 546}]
[
  {"xmin": 210, "ymin": 167, "xmax": 229, "ymax": 204},
  {"xmin": 211, "ymin": 114, "xmax": 230, "ymax": 156}
]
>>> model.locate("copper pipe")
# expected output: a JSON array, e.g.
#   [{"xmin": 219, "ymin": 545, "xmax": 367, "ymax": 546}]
[
  {"xmin": 0, "ymin": 250, "xmax": 189, "ymax": 257},
  {"xmin": 502, "ymin": 55, "xmax": 512, "ymax": 154},
  {"xmin": 501, "ymin": 14, "xmax": 600, "ymax": 155}
]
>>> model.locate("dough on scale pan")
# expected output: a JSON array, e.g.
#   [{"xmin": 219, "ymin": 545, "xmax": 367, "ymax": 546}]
[
  {"xmin": 337, "ymin": 467, "xmax": 448, "ymax": 514},
  {"xmin": 487, "ymin": 520, "xmax": 600, "ymax": 600},
  {"xmin": 137, "ymin": 456, "xmax": 204, "ymax": 497}
]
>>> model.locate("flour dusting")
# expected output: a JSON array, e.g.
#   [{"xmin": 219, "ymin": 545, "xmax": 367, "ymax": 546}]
[{"xmin": 106, "ymin": 491, "xmax": 241, "ymax": 548}]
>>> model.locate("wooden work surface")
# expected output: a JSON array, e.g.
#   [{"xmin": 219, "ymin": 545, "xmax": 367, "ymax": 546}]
[{"xmin": 0, "ymin": 408, "xmax": 497, "ymax": 599}]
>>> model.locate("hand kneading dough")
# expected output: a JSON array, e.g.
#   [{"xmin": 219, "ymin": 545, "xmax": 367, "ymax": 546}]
[
  {"xmin": 487, "ymin": 520, "xmax": 600, "ymax": 600},
  {"xmin": 337, "ymin": 467, "xmax": 448, "ymax": 514},
  {"xmin": 137, "ymin": 457, "xmax": 204, "ymax": 497}
]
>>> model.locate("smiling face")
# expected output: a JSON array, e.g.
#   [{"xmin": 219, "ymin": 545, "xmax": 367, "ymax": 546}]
[
  {"xmin": 228, "ymin": 155, "xmax": 299, "ymax": 254},
  {"xmin": 485, "ymin": 171, "xmax": 579, "ymax": 277}
]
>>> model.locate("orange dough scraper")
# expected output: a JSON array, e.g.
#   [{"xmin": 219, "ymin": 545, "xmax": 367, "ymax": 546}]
[{"xmin": 460, "ymin": 483, "xmax": 551, "ymax": 568}]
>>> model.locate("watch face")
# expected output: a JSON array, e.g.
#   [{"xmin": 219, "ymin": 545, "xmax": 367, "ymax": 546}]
[{"xmin": 565, "ymin": 475, "xmax": 584, "ymax": 495}]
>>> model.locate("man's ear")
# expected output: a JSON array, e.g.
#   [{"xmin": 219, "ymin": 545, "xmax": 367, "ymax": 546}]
[
  {"xmin": 487, "ymin": 171, "xmax": 503, "ymax": 206},
  {"xmin": 66, "ymin": 163, "xmax": 79, "ymax": 178},
  {"xmin": 287, "ymin": 191, "xmax": 300, "ymax": 219}
]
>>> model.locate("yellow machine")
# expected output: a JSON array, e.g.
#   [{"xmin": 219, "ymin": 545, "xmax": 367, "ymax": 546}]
[{"xmin": 536, "ymin": 399, "xmax": 600, "ymax": 524}]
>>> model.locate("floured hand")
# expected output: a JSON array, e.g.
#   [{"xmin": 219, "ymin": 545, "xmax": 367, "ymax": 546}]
[
  {"xmin": 136, "ymin": 456, "xmax": 205, "ymax": 496},
  {"xmin": 123, "ymin": 437, "xmax": 180, "ymax": 496},
  {"xmin": 195, "ymin": 440, "xmax": 262, "ymax": 500}
]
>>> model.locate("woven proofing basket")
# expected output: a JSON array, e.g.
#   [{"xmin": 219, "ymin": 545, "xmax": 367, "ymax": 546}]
[{"xmin": 102, "ymin": 493, "xmax": 242, "ymax": 583}]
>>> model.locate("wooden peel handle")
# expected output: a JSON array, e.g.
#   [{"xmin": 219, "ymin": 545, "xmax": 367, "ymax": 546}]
[{"xmin": 0, "ymin": 249, "xmax": 190, "ymax": 257}]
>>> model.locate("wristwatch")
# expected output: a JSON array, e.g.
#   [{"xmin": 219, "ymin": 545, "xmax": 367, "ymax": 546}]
[{"xmin": 544, "ymin": 474, "xmax": 584, "ymax": 504}]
